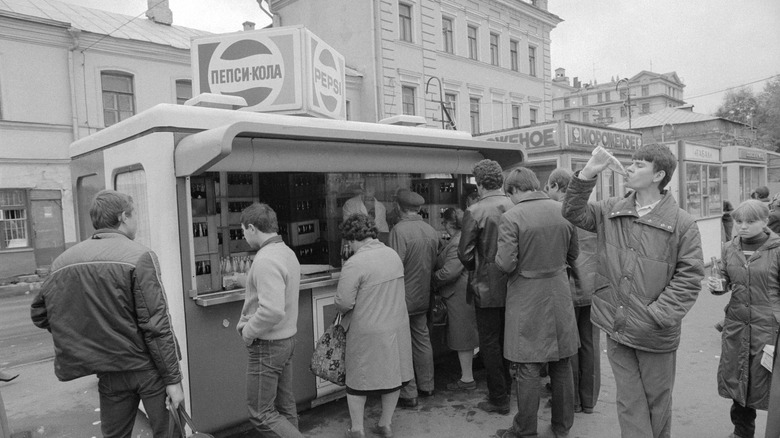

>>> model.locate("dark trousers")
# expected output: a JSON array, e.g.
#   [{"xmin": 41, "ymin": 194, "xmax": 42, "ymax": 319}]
[
  {"xmin": 572, "ymin": 305, "xmax": 601, "ymax": 410},
  {"xmin": 511, "ymin": 358, "xmax": 574, "ymax": 437},
  {"xmin": 476, "ymin": 306, "xmax": 510, "ymax": 405},
  {"xmin": 97, "ymin": 368, "xmax": 173, "ymax": 438},
  {"xmin": 731, "ymin": 400, "xmax": 756, "ymax": 438}
]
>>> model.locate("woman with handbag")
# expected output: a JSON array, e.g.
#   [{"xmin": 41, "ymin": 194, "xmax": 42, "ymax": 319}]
[
  {"xmin": 434, "ymin": 208, "xmax": 479, "ymax": 392},
  {"xmin": 335, "ymin": 213, "xmax": 414, "ymax": 438},
  {"xmin": 706, "ymin": 200, "xmax": 780, "ymax": 438}
]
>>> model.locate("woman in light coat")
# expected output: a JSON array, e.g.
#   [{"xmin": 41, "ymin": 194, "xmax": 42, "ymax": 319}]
[
  {"xmin": 707, "ymin": 200, "xmax": 780, "ymax": 438},
  {"xmin": 335, "ymin": 213, "xmax": 413, "ymax": 438},
  {"xmin": 433, "ymin": 208, "xmax": 479, "ymax": 391}
]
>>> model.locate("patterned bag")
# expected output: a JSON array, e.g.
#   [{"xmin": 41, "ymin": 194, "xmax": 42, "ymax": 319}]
[
  {"xmin": 431, "ymin": 294, "xmax": 448, "ymax": 327},
  {"xmin": 310, "ymin": 313, "xmax": 346, "ymax": 386}
]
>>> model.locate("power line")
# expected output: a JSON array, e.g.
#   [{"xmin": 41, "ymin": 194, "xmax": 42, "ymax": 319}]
[
  {"xmin": 79, "ymin": 0, "xmax": 171, "ymax": 54},
  {"xmin": 685, "ymin": 74, "xmax": 779, "ymax": 100}
]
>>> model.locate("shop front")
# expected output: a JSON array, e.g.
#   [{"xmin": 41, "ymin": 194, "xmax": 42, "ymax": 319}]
[
  {"xmin": 476, "ymin": 120, "xmax": 641, "ymax": 201},
  {"xmin": 721, "ymin": 145, "xmax": 767, "ymax": 205},
  {"xmin": 68, "ymin": 102, "xmax": 523, "ymax": 433}
]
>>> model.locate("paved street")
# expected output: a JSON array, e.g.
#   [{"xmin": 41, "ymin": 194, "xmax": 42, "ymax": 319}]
[
  {"xmin": 0, "ymin": 284, "xmax": 769, "ymax": 437},
  {"xmin": 0, "ymin": 293, "xmax": 53, "ymax": 369}
]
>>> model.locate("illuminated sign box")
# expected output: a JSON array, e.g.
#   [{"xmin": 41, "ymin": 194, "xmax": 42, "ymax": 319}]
[{"xmin": 192, "ymin": 25, "xmax": 346, "ymax": 120}]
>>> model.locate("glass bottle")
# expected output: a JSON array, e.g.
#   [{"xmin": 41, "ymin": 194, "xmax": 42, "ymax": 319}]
[
  {"xmin": 592, "ymin": 146, "xmax": 627, "ymax": 176},
  {"xmin": 710, "ymin": 256, "xmax": 726, "ymax": 294}
]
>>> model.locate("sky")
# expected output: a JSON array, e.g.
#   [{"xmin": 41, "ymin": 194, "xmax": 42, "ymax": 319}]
[{"xmin": 63, "ymin": 0, "xmax": 780, "ymax": 116}]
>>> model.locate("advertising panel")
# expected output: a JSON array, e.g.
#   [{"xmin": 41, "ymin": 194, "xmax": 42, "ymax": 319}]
[
  {"xmin": 191, "ymin": 26, "xmax": 345, "ymax": 119},
  {"xmin": 566, "ymin": 124, "xmax": 642, "ymax": 152},
  {"xmin": 477, "ymin": 122, "xmax": 559, "ymax": 149}
]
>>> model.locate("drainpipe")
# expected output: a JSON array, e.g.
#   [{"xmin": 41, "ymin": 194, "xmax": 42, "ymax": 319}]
[
  {"xmin": 67, "ymin": 27, "xmax": 81, "ymax": 141},
  {"xmin": 370, "ymin": 0, "xmax": 383, "ymax": 121}
]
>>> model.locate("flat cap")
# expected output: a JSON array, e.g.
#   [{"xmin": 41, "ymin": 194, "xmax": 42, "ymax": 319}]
[{"xmin": 396, "ymin": 188, "xmax": 425, "ymax": 207}]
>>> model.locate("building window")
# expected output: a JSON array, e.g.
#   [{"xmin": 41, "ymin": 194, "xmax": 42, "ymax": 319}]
[
  {"xmin": 642, "ymin": 103, "xmax": 650, "ymax": 114},
  {"xmin": 564, "ymin": 113, "xmax": 571, "ymax": 121},
  {"xmin": 102, "ymin": 72, "xmax": 135, "ymax": 127},
  {"xmin": 528, "ymin": 46, "xmax": 536, "ymax": 77},
  {"xmin": 529, "ymin": 107, "xmax": 537, "ymax": 124},
  {"xmin": 511, "ymin": 105, "xmax": 521, "ymax": 127},
  {"xmin": 582, "ymin": 111, "xmax": 589, "ymax": 123},
  {"xmin": 469, "ymin": 97, "xmax": 480, "ymax": 133},
  {"xmin": 176, "ymin": 79, "xmax": 192, "ymax": 105},
  {"xmin": 399, "ymin": 3, "xmax": 412, "ymax": 42},
  {"xmin": 597, "ymin": 92, "xmax": 603, "ymax": 103},
  {"xmin": 490, "ymin": 33, "xmax": 499, "ymax": 66},
  {"xmin": 444, "ymin": 93, "xmax": 457, "ymax": 129},
  {"xmin": 564, "ymin": 97, "xmax": 570, "ymax": 108},
  {"xmin": 620, "ymin": 106, "xmax": 626, "ymax": 118},
  {"xmin": 605, "ymin": 108, "xmax": 612, "ymax": 120},
  {"xmin": 467, "ymin": 25, "xmax": 478, "ymax": 60},
  {"xmin": 642, "ymin": 85, "xmax": 649, "ymax": 97},
  {"xmin": 0, "ymin": 190, "xmax": 29, "ymax": 249},
  {"xmin": 402, "ymin": 86, "xmax": 416, "ymax": 115},
  {"xmin": 442, "ymin": 17, "xmax": 453, "ymax": 53},
  {"xmin": 509, "ymin": 40, "xmax": 519, "ymax": 71},
  {"xmin": 346, "ymin": 100, "xmax": 351, "ymax": 120},
  {"xmin": 604, "ymin": 91, "xmax": 611, "ymax": 102},
  {"xmin": 582, "ymin": 95, "xmax": 588, "ymax": 105}
]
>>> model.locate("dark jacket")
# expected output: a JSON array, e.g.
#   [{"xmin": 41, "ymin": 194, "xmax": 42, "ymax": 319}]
[
  {"xmin": 562, "ymin": 175, "xmax": 704, "ymax": 353},
  {"xmin": 768, "ymin": 210, "xmax": 780, "ymax": 235},
  {"xmin": 716, "ymin": 231, "xmax": 780, "ymax": 409},
  {"xmin": 458, "ymin": 191, "xmax": 514, "ymax": 308},
  {"xmin": 570, "ymin": 229, "xmax": 598, "ymax": 307},
  {"xmin": 496, "ymin": 193, "xmax": 580, "ymax": 363},
  {"xmin": 389, "ymin": 215, "xmax": 439, "ymax": 315},
  {"xmin": 31, "ymin": 230, "xmax": 182, "ymax": 384}
]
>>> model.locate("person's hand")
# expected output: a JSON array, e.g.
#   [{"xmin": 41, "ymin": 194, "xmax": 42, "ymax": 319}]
[
  {"xmin": 165, "ymin": 382, "xmax": 185, "ymax": 411},
  {"xmin": 705, "ymin": 276, "xmax": 727, "ymax": 295},
  {"xmin": 581, "ymin": 148, "xmax": 614, "ymax": 179}
]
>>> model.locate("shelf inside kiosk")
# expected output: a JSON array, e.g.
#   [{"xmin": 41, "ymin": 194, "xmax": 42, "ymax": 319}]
[{"xmin": 189, "ymin": 171, "xmax": 467, "ymax": 306}]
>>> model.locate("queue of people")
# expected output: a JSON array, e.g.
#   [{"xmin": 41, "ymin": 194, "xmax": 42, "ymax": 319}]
[{"xmin": 26, "ymin": 151, "xmax": 780, "ymax": 438}]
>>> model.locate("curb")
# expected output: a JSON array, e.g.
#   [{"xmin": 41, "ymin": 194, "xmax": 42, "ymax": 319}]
[{"xmin": 0, "ymin": 282, "xmax": 41, "ymax": 299}]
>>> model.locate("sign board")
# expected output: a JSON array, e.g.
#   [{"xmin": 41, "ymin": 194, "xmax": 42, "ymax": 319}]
[
  {"xmin": 683, "ymin": 143, "xmax": 720, "ymax": 164},
  {"xmin": 738, "ymin": 148, "xmax": 766, "ymax": 162},
  {"xmin": 191, "ymin": 26, "xmax": 346, "ymax": 119},
  {"xmin": 477, "ymin": 122, "xmax": 559, "ymax": 149},
  {"xmin": 566, "ymin": 124, "xmax": 642, "ymax": 152}
]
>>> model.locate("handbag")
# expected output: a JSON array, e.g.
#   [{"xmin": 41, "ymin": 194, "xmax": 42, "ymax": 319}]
[
  {"xmin": 310, "ymin": 313, "xmax": 347, "ymax": 386},
  {"xmin": 431, "ymin": 294, "xmax": 448, "ymax": 327},
  {"xmin": 167, "ymin": 404, "xmax": 214, "ymax": 438}
]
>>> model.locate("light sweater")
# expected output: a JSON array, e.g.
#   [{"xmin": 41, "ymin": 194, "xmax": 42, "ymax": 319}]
[{"xmin": 237, "ymin": 236, "xmax": 301, "ymax": 342}]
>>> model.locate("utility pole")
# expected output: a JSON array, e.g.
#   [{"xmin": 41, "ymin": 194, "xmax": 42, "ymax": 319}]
[{"xmin": 616, "ymin": 78, "xmax": 634, "ymax": 129}]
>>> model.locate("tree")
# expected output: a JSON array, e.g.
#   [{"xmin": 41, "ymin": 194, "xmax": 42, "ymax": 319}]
[{"xmin": 715, "ymin": 77, "xmax": 780, "ymax": 151}]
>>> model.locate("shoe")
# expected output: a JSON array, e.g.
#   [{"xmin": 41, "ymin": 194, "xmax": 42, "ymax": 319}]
[
  {"xmin": 550, "ymin": 426, "xmax": 570, "ymax": 437},
  {"xmin": 494, "ymin": 428, "xmax": 518, "ymax": 438},
  {"xmin": 418, "ymin": 389, "xmax": 435, "ymax": 397},
  {"xmin": 0, "ymin": 370, "xmax": 19, "ymax": 382},
  {"xmin": 446, "ymin": 379, "xmax": 477, "ymax": 391},
  {"xmin": 345, "ymin": 428, "xmax": 366, "ymax": 438},
  {"xmin": 477, "ymin": 400, "xmax": 510, "ymax": 415},
  {"xmin": 370, "ymin": 423, "xmax": 393, "ymax": 437},
  {"xmin": 398, "ymin": 397, "xmax": 418, "ymax": 409},
  {"xmin": 581, "ymin": 406, "xmax": 594, "ymax": 414}
]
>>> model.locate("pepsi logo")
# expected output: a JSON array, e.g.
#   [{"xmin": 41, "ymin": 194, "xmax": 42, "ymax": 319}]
[
  {"xmin": 208, "ymin": 38, "xmax": 285, "ymax": 107},
  {"xmin": 312, "ymin": 42, "xmax": 343, "ymax": 114}
]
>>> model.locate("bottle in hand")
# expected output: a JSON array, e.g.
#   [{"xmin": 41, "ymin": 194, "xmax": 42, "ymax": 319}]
[{"xmin": 709, "ymin": 256, "xmax": 726, "ymax": 294}]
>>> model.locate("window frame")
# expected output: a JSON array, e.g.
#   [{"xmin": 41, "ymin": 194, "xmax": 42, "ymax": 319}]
[
  {"xmin": 467, "ymin": 25, "xmax": 478, "ymax": 60},
  {"xmin": 444, "ymin": 93, "xmax": 457, "ymax": 129},
  {"xmin": 399, "ymin": 3, "xmax": 413, "ymax": 43},
  {"xmin": 511, "ymin": 104, "xmax": 521, "ymax": 127},
  {"xmin": 442, "ymin": 17, "xmax": 454, "ymax": 53},
  {"xmin": 509, "ymin": 40, "xmax": 519, "ymax": 71},
  {"xmin": 528, "ymin": 45, "xmax": 537, "ymax": 77},
  {"xmin": 469, "ymin": 97, "xmax": 481, "ymax": 133},
  {"xmin": 489, "ymin": 33, "xmax": 500, "ymax": 66},
  {"xmin": 402, "ymin": 85, "xmax": 416, "ymax": 115},
  {"xmin": 101, "ymin": 71, "xmax": 136, "ymax": 127},
  {"xmin": 529, "ymin": 107, "xmax": 538, "ymax": 124},
  {"xmin": 176, "ymin": 79, "xmax": 192, "ymax": 105},
  {"xmin": 0, "ymin": 189, "xmax": 30, "ymax": 250}
]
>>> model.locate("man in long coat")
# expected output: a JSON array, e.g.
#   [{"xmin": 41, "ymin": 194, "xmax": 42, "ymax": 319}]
[{"xmin": 495, "ymin": 167, "xmax": 579, "ymax": 438}]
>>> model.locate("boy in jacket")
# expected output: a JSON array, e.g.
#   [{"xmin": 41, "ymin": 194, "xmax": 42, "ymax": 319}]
[{"xmin": 561, "ymin": 144, "xmax": 704, "ymax": 438}]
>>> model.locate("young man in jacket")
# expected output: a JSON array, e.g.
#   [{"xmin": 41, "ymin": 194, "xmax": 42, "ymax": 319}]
[
  {"xmin": 561, "ymin": 144, "xmax": 704, "ymax": 438},
  {"xmin": 546, "ymin": 168, "xmax": 601, "ymax": 414},
  {"xmin": 389, "ymin": 189, "xmax": 439, "ymax": 408},
  {"xmin": 31, "ymin": 190, "xmax": 184, "ymax": 438},
  {"xmin": 458, "ymin": 159, "xmax": 515, "ymax": 415},
  {"xmin": 238, "ymin": 203, "xmax": 304, "ymax": 438}
]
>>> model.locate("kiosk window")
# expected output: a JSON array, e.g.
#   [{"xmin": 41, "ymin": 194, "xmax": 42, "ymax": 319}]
[
  {"xmin": 685, "ymin": 163, "xmax": 722, "ymax": 218},
  {"xmin": 0, "ymin": 189, "xmax": 29, "ymax": 249},
  {"xmin": 739, "ymin": 166, "xmax": 762, "ymax": 203},
  {"xmin": 115, "ymin": 169, "xmax": 151, "ymax": 248}
]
